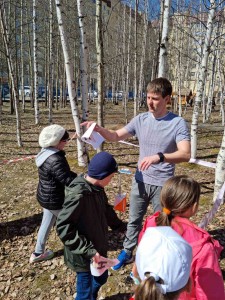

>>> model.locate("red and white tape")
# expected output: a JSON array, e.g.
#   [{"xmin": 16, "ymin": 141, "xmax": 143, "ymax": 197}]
[
  {"xmin": 117, "ymin": 141, "xmax": 224, "ymax": 229},
  {"xmin": 1, "ymin": 143, "xmax": 224, "ymax": 230},
  {"xmin": 0, "ymin": 155, "xmax": 36, "ymax": 165}
]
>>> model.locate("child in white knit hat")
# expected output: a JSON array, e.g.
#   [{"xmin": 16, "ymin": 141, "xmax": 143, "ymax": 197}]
[
  {"xmin": 130, "ymin": 226, "xmax": 192, "ymax": 300},
  {"xmin": 30, "ymin": 124, "xmax": 77, "ymax": 263}
]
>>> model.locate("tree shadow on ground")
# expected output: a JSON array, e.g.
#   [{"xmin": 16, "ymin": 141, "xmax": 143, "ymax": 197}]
[
  {"xmin": 54, "ymin": 248, "xmax": 64, "ymax": 258},
  {"xmin": 0, "ymin": 213, "xmax": 42, "ymax": 242}
]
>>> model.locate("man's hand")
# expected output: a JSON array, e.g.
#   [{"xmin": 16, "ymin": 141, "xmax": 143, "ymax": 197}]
[
  {"xmin": 138, "ymin": 154, "xmax": 160, "ymax": 171},
  {"xmin": 80, "ymin": 121, "xmax": 99, "ymax": 131}
]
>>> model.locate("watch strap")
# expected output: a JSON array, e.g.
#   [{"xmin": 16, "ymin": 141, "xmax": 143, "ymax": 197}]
[{"xmin": 157, "ymin": 152, "xmax": 165, "ymax": 163}]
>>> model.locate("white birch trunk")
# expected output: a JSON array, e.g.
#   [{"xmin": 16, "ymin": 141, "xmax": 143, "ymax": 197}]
[
  {"xmin": 217, "ymin": 55, "xmax": 225, "ymax": 126},
  {"xmin": 77, "ymin": 0, "xmax": 89, "ymax": 122},
  {"xmin": 124, "ymin": 4, "xmax": 132, "ymax": 124},
  {"xmin": 33, "ymin": 0, "xmax": 39, "ymax": 124},
  {"xmin": 138, "ymin": 0, "xmax": 148, "ymax": 110},
  {"xmin": 190, "ymin": 0, "xmax": 216, "ymax": 158},
  {"xmin": 133, "ymin": 0, "xmax": 138, "ymax": 117},
  {"xmin": 20, "ymin": 0, "xmax": 25, "ymax": 111},
  {"xmin": 96, "ymin": 0, "xmax": 104, "ymax": 135},
  {"xmin": 214, "ymin": 128, "xmax": 225, "ymax": 202},
  {"xmin": 55, "ymin": 0, "xmax": 87, "ymax": 166},
  {"xmin": 158, "ymin": 0, "xmax": 171, "ymax": 77},
  {"xmin": 48, "ymin": 0, "xmax": 53, "ymax": 123},
  {"xmin": 122, "ymin": 4, "xmax": 126, "ymax": 108},
  {"xmin": 0, "ymin": 3, "xmax": 22, "ymax": 146}
]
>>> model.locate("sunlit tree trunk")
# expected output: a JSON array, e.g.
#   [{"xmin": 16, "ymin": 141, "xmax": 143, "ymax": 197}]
[
  {"xmin": 217, "ymin": 54, "xmax": 225, "ymax": 126},
  {"xmin": 191, "ymin": 0, "xmax": 216, "ymax": 158},
  {"xmin": 0, "ymin": 2, "xmax": 22, "ymax": 146},
  {"xmin": 138, "ymin": 0, "xmax": 148, "ymax": 110},
  {"xmin": 121, "ymin": 4, "xmax": 126, "ymax": 108},
  {"xmin": 158, "ymin": 0, "xmax": 171, "ymax": 77},
  {"xmin": 96, "ymin": 0, "xmax": 104, "ymax": 151},
  {"xmin": 214, "ymin": 128, "xmax": 225, "ymax": 202},
  {"xmin": 25, "ymin": 0, "xmax": 34, "ymax": 107},
  {"xmin": 77, "ymin": 0, "xmax": 89, "ymax": 122},
  {"xmin": 55, "ymin": 0, "xmax": 87, "ymax": 166},
  {"xmin": 124, "ymin": 4, "xmax": 132, "ymax": 124},
  {"xmin": 133, "ymin": 0, "xmax": 139, "ymax": 117},
  {"xmin": 20, "ymin": 0, "xmax": 25, "ymax": 111},
  {"xmin": 48, "ymin": 0, "xmax": 53, "ymax": 123},
  {"xmin": 33, "ymin": 0, "xmax": 39, "ymax": 124}
]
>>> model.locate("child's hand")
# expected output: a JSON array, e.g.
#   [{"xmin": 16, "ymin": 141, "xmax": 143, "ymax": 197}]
[
  {"xmin": 130, "ymin": 272, "xmax": 140, "ymax": 285},
  {"xmin": 70, "ymin": 132, "xmax": 78, "ymax": 140},
  {"xmin": 92, "ymin": 252, "xmax": 101, "ymax": 265},
  {"xmin": 132, "ymin": 262, "xmax": 139, "ymax": 278}
]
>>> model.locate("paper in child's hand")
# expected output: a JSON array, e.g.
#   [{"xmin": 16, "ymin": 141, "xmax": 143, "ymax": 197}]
[
  {"xmin": 81, "ymin": 122, "xmax": 105, "ymax": 149},
  {"xmin": 90, "ymin": 256, "xmax": 119, "ymax": 276}
]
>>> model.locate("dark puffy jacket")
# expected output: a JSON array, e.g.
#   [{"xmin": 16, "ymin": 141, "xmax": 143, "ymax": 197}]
[
  {"xmin": 37, "ymin": 151, "xmax": 77, "ymax": 210},
  {"xmin": 56, "ymin": 175, "xmax": 126, "ymax": 272}
]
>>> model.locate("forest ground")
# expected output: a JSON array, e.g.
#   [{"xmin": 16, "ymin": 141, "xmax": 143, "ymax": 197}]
[{"xmin": 0, "ymin": 100, "xmax": 225, "ymax": 300}]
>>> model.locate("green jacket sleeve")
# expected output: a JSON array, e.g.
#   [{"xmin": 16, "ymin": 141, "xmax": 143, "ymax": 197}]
[
  {"xmin": 56, "ymin": 190, "xmax": 97, "ymax": 259},
  {"xmin": 105, "ymin": 202, "xmax": 127, "ymax": 232}
]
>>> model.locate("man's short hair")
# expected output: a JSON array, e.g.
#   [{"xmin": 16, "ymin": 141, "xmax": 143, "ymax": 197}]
[{"xmin": 146, "ymin": 77, "xmax": 172, "ymax": 98}]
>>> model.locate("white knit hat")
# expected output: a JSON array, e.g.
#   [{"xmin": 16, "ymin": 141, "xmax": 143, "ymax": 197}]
[
  {"xmin": 136, "ymin": 226, "xmax": 192, "ymax": 294},
  {"xmin": 39, "ymin": 124, "xmax": 65, "ymax": 148}
]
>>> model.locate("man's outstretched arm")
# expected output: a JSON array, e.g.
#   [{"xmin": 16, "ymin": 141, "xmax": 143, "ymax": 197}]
[{"xmin": 81, "ymin": 121, "xmax": 132, "ymax": 142}]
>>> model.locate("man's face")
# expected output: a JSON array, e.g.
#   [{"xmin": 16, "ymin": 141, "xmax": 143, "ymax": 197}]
[{"xmin": 146, "ymin": 92, "xmax": 170, "ymax": 117}]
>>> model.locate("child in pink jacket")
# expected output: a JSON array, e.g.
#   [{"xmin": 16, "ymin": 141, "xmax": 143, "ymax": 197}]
[{"xmin": 131, "ymin": 175, "xmax": 225, "ymax": 300}]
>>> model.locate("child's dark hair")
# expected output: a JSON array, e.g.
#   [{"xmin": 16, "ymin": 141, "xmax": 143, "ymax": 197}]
[
  {"xmin": 156, "ymin": 175, "xmax": 201, "ymax": 227},
  {"xmin": 60, "ymin": 130, "xmax": 69, "ymax": 141},
  {"xmin": 134, "ymin": 272, "xmax": 189, "ymax": 300},
  {"xmin": 146, "ymin": 78, "xmax": 172, "ymax": 98}
]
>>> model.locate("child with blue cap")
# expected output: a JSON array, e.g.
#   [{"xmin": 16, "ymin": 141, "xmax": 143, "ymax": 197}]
[{"xmin": 56, "ymin": 151, "xmax": 126, "ymax": 300}]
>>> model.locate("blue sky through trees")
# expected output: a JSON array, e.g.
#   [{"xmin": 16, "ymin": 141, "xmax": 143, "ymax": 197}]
[{"xmin": 121, "ymin": 0, "xmax": 225, "ymax": 20}]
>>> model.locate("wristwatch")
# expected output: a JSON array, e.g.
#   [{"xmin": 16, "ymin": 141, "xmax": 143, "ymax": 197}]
[{"xmin": 157, "ymin": 152, "xmax": 165, "ymax": 163}]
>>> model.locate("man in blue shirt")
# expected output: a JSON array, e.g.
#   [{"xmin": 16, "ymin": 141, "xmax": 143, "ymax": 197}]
[{"xmin": 81, "ymin": 77, "xmax": 191, "ymax": 270}]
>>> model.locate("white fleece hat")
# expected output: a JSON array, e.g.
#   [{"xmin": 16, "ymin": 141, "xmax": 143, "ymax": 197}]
[
  {"xmin": 39, "ymin": 124, "xmax": 65, "ymax": 148},
  {"xmin": 136, "ymin": 226, "xmax": 192, "ymax": 294}
]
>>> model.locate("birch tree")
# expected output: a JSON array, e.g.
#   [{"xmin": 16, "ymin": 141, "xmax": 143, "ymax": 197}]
[
  {"xmin": 124, "ymin": 4, "xmax": 132, "ymax": 124},
  {"xmin": 96, "ymin": 0, "xmax": 104, "ymax": 134},
  {"xmin": 0, "ymin": 1, "xmax": 22, "ymax": 146},
  {"xmin": 77, "ymin": 0, "xmax": 89, "ymax": 123},
  {"xmin": 48, "ymin": 0, "xmax": 53, "ymax": 123},
  {"xmin": 133, "ymin": 0, "xmax": 139, "ymax": 117},
  {"xmin": 55, "ymin": 0, "xmax": 87, "ymax": 166},
  {"xmin": 20, "ymin": 0, "xmax": 25, "ymax": 111},
  {"xmin": 217, "ymin": 54, "xmax": 225, "ymax": 126},
  {"xmin": 137, "ymin": 0, "xmax": 148, "ymax": 110},
  {"xmin": 214, "ymin": 128, "xmax": 225, "ymax": 202},
  {"xmin": 190, "ymin": 0, "xmax": 216, "ymax": 158},
  {"xmin": 158, "ymin": 0, "xmax": 171, "ymax": 77},
  {"xmin": 33, "ymin": 0, "xmax": 39, "ymax": 124}
]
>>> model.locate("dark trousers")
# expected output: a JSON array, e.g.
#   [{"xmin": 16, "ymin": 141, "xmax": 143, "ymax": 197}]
[{"xmin": 75, "ymin": 270, "xmax": 108, "ymax": 300}]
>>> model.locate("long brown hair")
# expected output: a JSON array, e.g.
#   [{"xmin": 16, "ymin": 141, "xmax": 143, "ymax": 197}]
[{"xmin": 156, "ymin": 175, "xmax": 201, "ymax": 226}]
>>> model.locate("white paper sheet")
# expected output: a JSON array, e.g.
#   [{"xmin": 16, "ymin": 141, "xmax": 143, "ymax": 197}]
[{"xmin": 81, "ymin": 123, "xmax": 105, "ymax": 149}]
